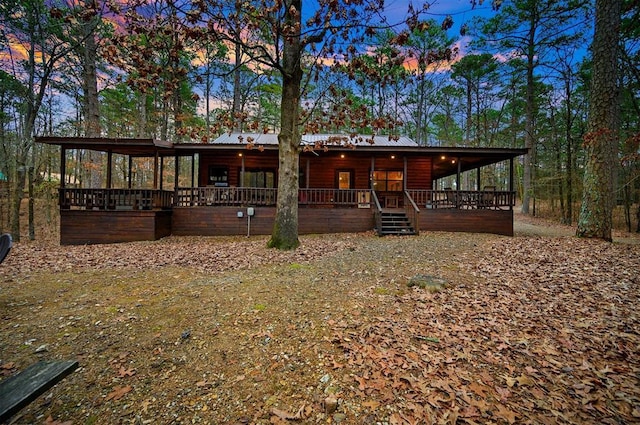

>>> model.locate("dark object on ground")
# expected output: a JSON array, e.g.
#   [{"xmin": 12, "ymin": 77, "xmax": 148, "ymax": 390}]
[
  {"xmin": 0, "ymin": 360, "xmax": 79, "ymax": 422},
  {"xmin": 0, "ymin": 233, "xmax": 11, "ymax": 264}
]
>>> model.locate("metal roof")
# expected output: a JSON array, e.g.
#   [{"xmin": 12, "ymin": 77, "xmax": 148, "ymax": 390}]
[{"xmin": 208, "ymin": 133, "xmax": 418, "ymax": 147}]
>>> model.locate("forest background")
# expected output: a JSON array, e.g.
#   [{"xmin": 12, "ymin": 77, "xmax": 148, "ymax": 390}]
[{"xmin": 0, "ymin": 0, "xmax": 639, "ymax": 242}]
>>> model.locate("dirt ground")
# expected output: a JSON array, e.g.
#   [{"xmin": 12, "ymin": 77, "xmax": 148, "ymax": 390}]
[{"xmin": 1, "ymin": 214, "xmax": 639, "ymax": 424}]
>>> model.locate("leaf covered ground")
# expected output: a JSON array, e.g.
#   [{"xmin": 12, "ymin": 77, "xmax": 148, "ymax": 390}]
[{"xmin": 1, "ymin": 216, "xmax": 639, "ymax": 424}]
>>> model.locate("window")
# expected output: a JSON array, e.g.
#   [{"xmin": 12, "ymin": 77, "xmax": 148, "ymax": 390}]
[
  {"xmin": 372, "ymin": 170, "xmax": 403, "ymax": 191},
  {"xmin": 208, "ymin": 166, "xmax": 228, "ymax": 186},
  {"xmin": 241, "ymin": 169, "xmax": 276, "ymax": 188},
  {"xmin": 337, "ymin": 170, "xmax": 353, "ymax": 189}
]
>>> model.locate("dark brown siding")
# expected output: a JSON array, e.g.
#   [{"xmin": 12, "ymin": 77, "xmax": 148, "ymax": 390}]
[
  {"xmin": 60, "ymin": 210, "xmax": 172, "ymax": 245},
  {"xmin": 419, "ymin": 209, "xmax": 513, "ymax": 236},
  {"xmin": 199, "ymin": 152, "xmax": 278, "ymax": 187},
  {"xmin": 201, "ymin": 152, "xmax": 434, "ymax": 191},
  {"xmin": 406, "ymin": 157, "xmax": 432, "ymax": 189},
  {"xmin": 305, "ymin": 154, "xmax": 374, "ymax": 189},
  {"xmin": 172, "ymin": 206, "xmax": 375, "ymax": 236}
]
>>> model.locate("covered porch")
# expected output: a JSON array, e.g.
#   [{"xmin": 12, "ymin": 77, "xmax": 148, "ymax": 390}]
[{"xmin": 36, "ymin": 136, "xmax": 526, "ymax": 245}]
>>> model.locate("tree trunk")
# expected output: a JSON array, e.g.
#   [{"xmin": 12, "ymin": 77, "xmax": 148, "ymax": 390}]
[
  {"xmin": 521, "ymin": 17, "xmax": 537, "ymax": 215},
  {"xmin": 564, "ymin": 77, "xmax": 573, "ymax": 225},
  {"xmin": 576, "ymin": 0, "xmax": 621, "ymax": 241},
  {"xmin": 267, "ymin": 0, "xmax": 302, "ymax": 250},
  {"xmin": 233, "ymin": 42, "xmax": 243, "ymax": 132},
  {"xmin": 82, "ymin": 10, "xmax": 102, "ymax": 188}
]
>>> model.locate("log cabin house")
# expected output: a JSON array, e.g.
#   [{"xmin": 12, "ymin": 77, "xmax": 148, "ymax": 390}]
[{"xmin": 36, "ymin": 134, "xmax": 527, "ymax": 245}]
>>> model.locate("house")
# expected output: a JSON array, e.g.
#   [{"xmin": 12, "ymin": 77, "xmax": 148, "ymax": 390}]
[{"xmin": 35, "ymin": 134, "xmax": 527, "ymax": 245}]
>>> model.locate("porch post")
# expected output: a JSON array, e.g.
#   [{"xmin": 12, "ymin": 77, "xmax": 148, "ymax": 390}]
[
  {"xmin": 477, "ymin": 167, "xmax": 481, "ymax": 190},
  {"xmin": 60, "ymin": 147, "xmax": 66, "ymax": 189},
  {"xmin": 174, "ymin": 154, "xmax": 180, "ymax": 189},
  {"xmin": 370, "ymin": 156, "xmax": 375, "ymax": 190},
  {"xmin": 191, "ymin": 153, "xmax": 195, "ymax": 187},
  {"xmin": 153, "ymin": 151, "xmax": 159, "ymax": 190},
  {"xmin": 241, "ymin": 154, "xmax": 245, "ymax": 187},
  {"xmin": 509, "ymin": 157, "xmax": 514, "ymax": 210},
  {"xmin": 128, "ymin": 156, "xmax": 133, "ymax": 189},
  {"xmin": 456, "ymin": 157, "xmax": 461, "ymax": 191},
  {"xmin": 106, "ymin": 150, "xmax": 113, "ymax": 189},
  {"xmin": 160, "ymin": 156, "xmax": 164, "ymax": 190},
  {"xmin": 403, "ymin": 157, "xmax": 408, "ymax": 190}
]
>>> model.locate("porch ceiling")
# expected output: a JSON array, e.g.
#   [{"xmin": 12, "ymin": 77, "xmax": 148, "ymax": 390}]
[
  {"xmin": 35, "ymin": 137, "xmax": 527, "ymax": 178},
  {"xmin": 35, "ymin": 137, "xmax": 175, "ymax": 157},
  {"xmin": 429, "ymin": 149, "xmax": 528, "ymax": 180}
]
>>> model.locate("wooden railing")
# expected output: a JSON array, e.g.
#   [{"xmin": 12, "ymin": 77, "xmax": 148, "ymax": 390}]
[
  {"xmin": 59, "ymin": 188, "xmax": 173, "ymax": 210},
  {"xmin": 58, "ymin": 187, "xmax": 514, "ymax": 212},
  {"xmin": 371, "ymin": 190, "xmax": 383, "ymax": 232},
  {"xmin": 407, "ymin": 189, "xmax": 515, "ymax": 210},
  {"xmin": 174, "ymin": 187, "xmax": 277, "ymax": 207},
  {"xmin": 298, "ymin": 188, "xmax": 365, "ymax": 207},
  {"xmin": 403, "ymin": 190, "xmax": 420, "ymax": 235},
  {"xmin": 175, "ymin": 187, "xmax": 370, "ymax": 208}
]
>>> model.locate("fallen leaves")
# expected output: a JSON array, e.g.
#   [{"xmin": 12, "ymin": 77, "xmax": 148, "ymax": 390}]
[
  {"xmin": 1, "ymin": 227, "xmax": 639, "ymax": 424},
  {"xmin": 331, "ymin": 234, "xmax": 640, "ymax": 424},
  {"xmin": 105, "ymin": 385, "xmax": 132, "ymax": 401}
]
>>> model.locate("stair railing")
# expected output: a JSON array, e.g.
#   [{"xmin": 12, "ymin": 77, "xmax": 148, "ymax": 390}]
[
  {"xmin": 403, "ymin": 190, "xmax": 420, "ymax": 235},
  {"xmin": 371, "ymin": 190, "xmax": 383, "ymax": 234}
]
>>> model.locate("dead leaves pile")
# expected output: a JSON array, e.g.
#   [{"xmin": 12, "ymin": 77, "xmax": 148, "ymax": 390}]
[
  {"xmin": 2, "ymin": 228, "xmax": 639, "ymax": 424},
  {"xmin": 0, "ymin": 235, "xmax": 359, "ymax": 277},
  {"xmin": 331, "ymin": 236, "xmax": 640, "ymax": 424}
]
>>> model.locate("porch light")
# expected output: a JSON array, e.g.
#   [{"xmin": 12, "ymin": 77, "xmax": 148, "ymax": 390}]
[
  {"xmin": 441, "ymin": 155, "xmax": 446, "ymax": 160},
  {"xmin": 238, "ymin": 153, "xmax": 243, "ymax": 157},
  {"xmin": 340, "ymin": 154, "xmax": 345, "ymax": 159},
  {"xmin": 451, "ymin": 159, "xmax": 456, "ymax": 164},
  {"xmin": 391, "ymin": 155, "xmax": 396, "ymax": 159}
]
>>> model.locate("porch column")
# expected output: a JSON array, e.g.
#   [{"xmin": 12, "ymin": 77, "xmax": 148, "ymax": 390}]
[
  {"xmin": 403, "ymin": 157, "xmax": 408, "ymax": 190},
  {"xmin": 191, "ymin": 154, "xmax": 195, "ymax": 187},
  {"xmin": 456, "ymin": 157, "xmax": 461, "ymax": 191},
  {"xmin": 128, "ymin": 156, "xmax": 133, "ymax": 189},
  {"xmin": 370, "ymin": 156, "xmax": 375, "ymax": 190},
  {"xmin": 60, "ymin": 147, "xmax": 66, "ymax": 189},
  {"xmin": 174, "ymin": 154, "xmax": 179, "ymax": 189},
  {"xmin": 509, "ymin": 158, "xmax": 514, "ymax": 210},
  {"xmin": 477, "ymin": 167, "xmax": 481, "ymax": 190},
  {"xmin": 241, "ymin": 154, "xmax": 245, "ymax": 187},
  {"xmin": 106, "ymin": 150, "xmax": 113, "ymax": 189},
  {"xmin": 158, "ymin": 152, "xmax": 164, "ymax": 190},
  {"xmin": 153, "ymin": 151, "xmax": 159, "ymax": 189}
]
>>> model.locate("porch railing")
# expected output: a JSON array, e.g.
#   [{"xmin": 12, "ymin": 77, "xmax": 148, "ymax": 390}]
[
  {"xmin": 174, "ymin": 187, "xmax": 369, "ymax": 208},
  {"xmin": 407, "ymin": 189, "xmax": 515, "ymax": 210},
  {"xmin": 59, "ymin": 188, "xmax": 173, "ymax": 210},
  {"xmin": 174, "ymin": 187, "xmax": 277, "ymax": 207}
]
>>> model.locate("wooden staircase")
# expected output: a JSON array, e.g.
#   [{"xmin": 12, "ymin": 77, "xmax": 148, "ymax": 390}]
[{"xmin": 377, "ymin": 210, "xmax": 416, "ymax": 236}]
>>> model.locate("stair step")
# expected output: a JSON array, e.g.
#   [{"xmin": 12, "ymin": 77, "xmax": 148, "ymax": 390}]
[{"xmin": 378, "ymin": 209, "xmax": 416, "ymax": 236}]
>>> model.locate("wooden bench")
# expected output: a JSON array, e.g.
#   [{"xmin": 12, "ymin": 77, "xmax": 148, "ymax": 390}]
[
  {"xmin": 0, "ymin": 360, "xmax": 79, "ymax": 422},
  {"xmin": 0, "ymin": 233, "xmax": 11, "ymax": 264}
]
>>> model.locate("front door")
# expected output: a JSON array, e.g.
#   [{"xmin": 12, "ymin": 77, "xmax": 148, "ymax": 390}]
[{"xmin": 372, "ymin": 170, "xmax": 403, "ymax": 208}]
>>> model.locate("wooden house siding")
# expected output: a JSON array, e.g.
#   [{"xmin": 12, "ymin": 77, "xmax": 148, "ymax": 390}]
[
  {"xmin": 172, "ymin": 206, "xmax": 374, "ymax": 236},
  {"xmin": 199, "ymin": 153, "xmax": 279, "ymax": 187},
  {"xmin": 60, "ymin": 210, "xmax": 172, "ymax": 245},
  {"xmin": 406, "ymin": 157, "xmax": 432, "ymax": 190},
  {"xmin": 306, "ymin": 155, "xmax": 371, "ymax": 189},
  {"xmin": 419, "ymin": 209, "xmax": 513, "ymax": 236}
]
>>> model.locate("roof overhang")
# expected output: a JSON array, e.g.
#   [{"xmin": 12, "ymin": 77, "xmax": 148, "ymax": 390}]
[
  {"xmin": 35, "ymin": 136, "xmax": 175, "ymax": 156},
  {"xmin": 177, "ymin": 143, "xmax": 527, "ymax": 180},
  {"xmin": 35, "ymin": 136, "xmax": 527, "ymax": 180}
]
